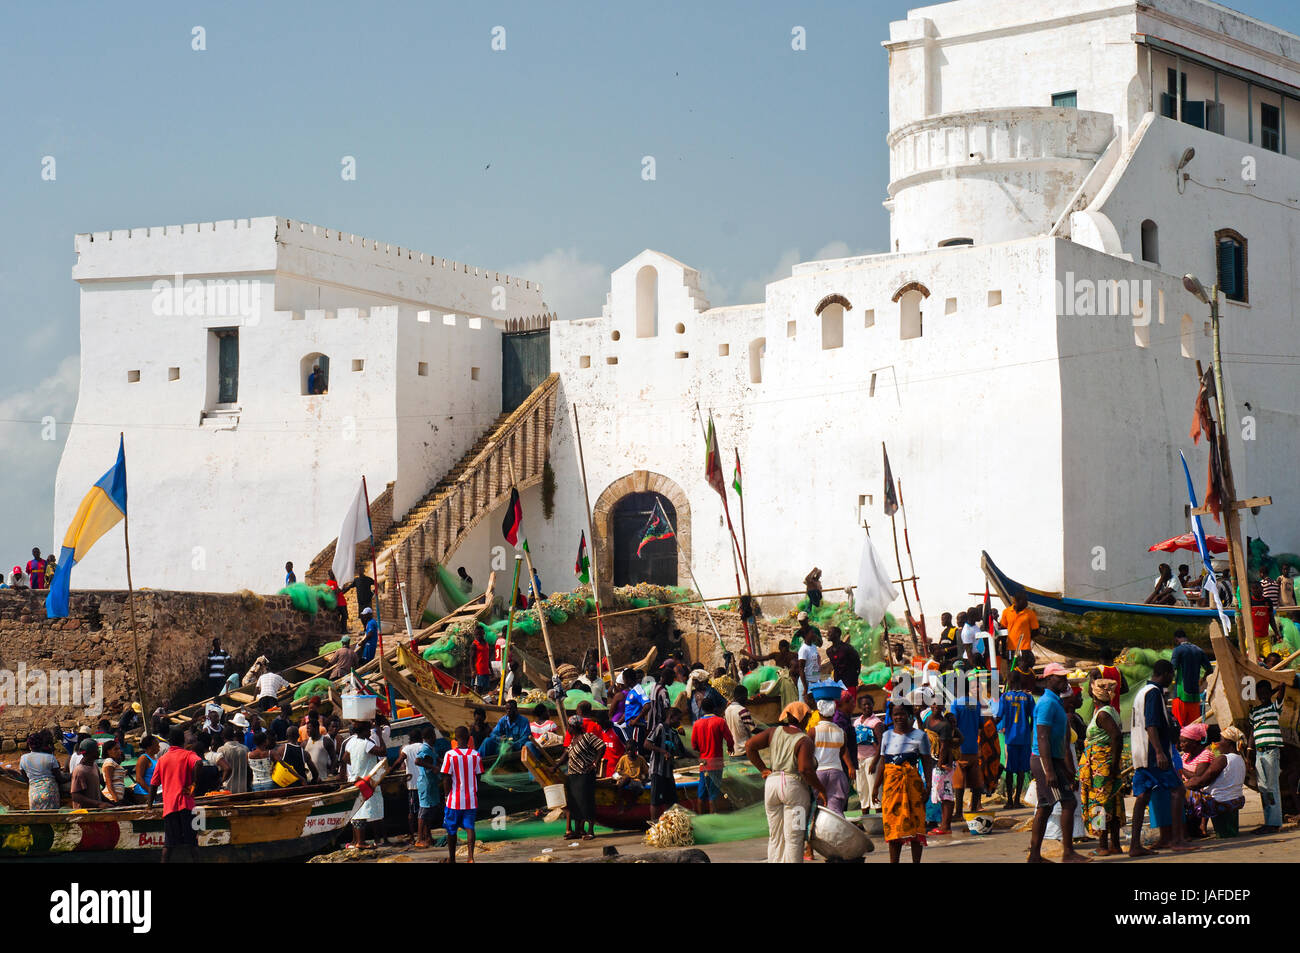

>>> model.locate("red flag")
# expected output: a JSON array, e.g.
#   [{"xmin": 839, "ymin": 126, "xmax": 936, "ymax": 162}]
[
  {"xmin": 704, "ymin": 414, "xmax": 726, "ymax": 500},
  {"xmin": 501, "ymin": 487, "xmax": 522, "ymax": 546}
]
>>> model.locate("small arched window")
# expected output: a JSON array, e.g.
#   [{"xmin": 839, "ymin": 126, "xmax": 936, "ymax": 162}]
[
  {"xmin": 1140, "ymin": 220, "xmax": 1159, "ymax": 264},
  {"xmin": 892, "ymin": 282, "xmax": 930, "ymax": 341},
  {"xmin": 1215, "ymin": 228, "xmax": 1247, "ymax": 303},
  {"xmin": 636, "ymin": 265, "xmax": 658, "ymax": 337},
  {"xmin": 938, "ymin": 237, "xmax": 974, "ymax": 247},
  {"xmin": 301, "ymin": 353, "xmax": 330, "ymax": 395}
]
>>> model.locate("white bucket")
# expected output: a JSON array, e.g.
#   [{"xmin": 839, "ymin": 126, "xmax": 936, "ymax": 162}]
[
  {"xmin": 341, "ymin": 693, "xmax": 378, "ymax": 722},
  {"xmin": 544, "ymin": 783, "xmax": 566, "ymax": 809}
]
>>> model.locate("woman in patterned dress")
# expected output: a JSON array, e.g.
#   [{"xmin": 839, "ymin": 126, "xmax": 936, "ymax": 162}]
[
  {"xmin": 874, "ymin": 703, "xmax": 935, "ymax": 863},
  {"xmin": 1078, "ymin": 679, "xmax": 1124, "ymax": 855}
]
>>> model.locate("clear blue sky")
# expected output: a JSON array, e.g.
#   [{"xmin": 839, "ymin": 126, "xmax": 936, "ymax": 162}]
[{"xmin": 0, "ymin": 0, "xmax": 1296, "ymax": 563}]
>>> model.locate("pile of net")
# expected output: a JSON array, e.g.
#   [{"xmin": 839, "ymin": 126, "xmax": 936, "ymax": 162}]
[
  {"xmin": 422, "ymin": 622, "xmax": 471, "ymax": 668},
  {"xmin": 429, "ymin": 562, "xmax": 473, "ymax": 615},
  {"xmin": 645, "ymin": 805, "xmax": 695, "ymax": 847},
  {"xmin": 293, "ymin": 676, "xmax": 333, "ymax": 701},
  {"xmin": 279, "ymin": 582, "xmax": 337, "ymax": 615}
]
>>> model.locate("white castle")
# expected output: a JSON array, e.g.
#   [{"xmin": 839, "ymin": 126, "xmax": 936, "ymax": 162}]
[{"xmin": 56, "ymin": 0, "xmax": 1300, "ymax": 629}]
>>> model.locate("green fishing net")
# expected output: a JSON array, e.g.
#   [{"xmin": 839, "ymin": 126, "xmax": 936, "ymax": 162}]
[
  {"xmin": 279, "ymin": 582, "xmax": 336, "ymax": 614},
  {"xmin": 432, "ymin": 563, "xmax": 473, "ymax": 613},
  {"xmin": 564, "ymin": 689, "xmax": 607, "ymax": 710},
  {"xmin": 320, "ymin": 640, "xmax": 342, "ymax": 656},
  {"xmin": 294, "ymin": 676, "xmax": 333, "ymax": 701},
  {"xmin": 422, "ymin": 623, "xmax": 469, "ymax": 668},
  {"xmin": 740, "ymin": 666, "xmax": 780, "ymax": 695}
]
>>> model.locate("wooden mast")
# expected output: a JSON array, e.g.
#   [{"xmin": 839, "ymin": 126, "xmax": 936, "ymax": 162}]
[{"xmin": 120, "ymin": 433, "xmax": 150, "ymax": 722}]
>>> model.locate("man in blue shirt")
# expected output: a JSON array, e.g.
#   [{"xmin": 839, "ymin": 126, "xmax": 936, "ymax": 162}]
[
  {"xmin": 359, "ymin": 607, "xmax": 380, "ymax": 663},
  {"xmin": 1028, "ymin": 663, "xmax": 1086, "ymax": 863},
  {"xmin": 996, "ymin": 669, "xmax": 1035, "ymax": 808},
  {"xmin": 413, "ymin": 726, "xmax": 442, "ymax": 847},
  {"xmin": 949, "ymin": 665, "xmax": 986, "ymax": 815},
  {"xmin": 480, "ymin": 700, "xmax": 534, "ymax": 759}
]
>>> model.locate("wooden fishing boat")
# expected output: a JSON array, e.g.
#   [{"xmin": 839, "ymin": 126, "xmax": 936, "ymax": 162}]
[
  {"xmin": 981, "ymin": 551, "xmax": 1215, "ymax": 655},
  {"xmin": 0, "ymin": 783, "xmax": 362, "ymax": 862},
  {"xmin": 152, "ymin": 584, "xmax": 495, "ymax": 735}
]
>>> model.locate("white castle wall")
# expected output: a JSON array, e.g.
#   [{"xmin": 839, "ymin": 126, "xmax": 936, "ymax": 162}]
[{"xmin": 56, "ymin": 218, "xmax": 546, "ymax": 593}]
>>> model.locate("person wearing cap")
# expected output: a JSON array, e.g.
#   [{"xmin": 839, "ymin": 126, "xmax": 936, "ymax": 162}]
[
  {"xmin": 745, "ymin": 701, "xmax": 826, "ymax": 863},
  {"xmin": 7, "ymin": 566, "xmax": 27, "ymax": 588},
  {"xmin": 1184, "ymin": 725, "xmax": 1246, "ymax": 837},
  {"xmin": 359, "ymin": 606, "xmax": 380, "ymax": 663},
  {"xmin": 67, "ymin": 725, "xmax": 94, "ymax": 774},
  {"xmin": 329, "ymin": 635, "xmax": 360, "ymax": 680},
  {"xmin": 1028, "ymin": 663, "xmax": 1089, "ymax": 863},
  {"xmin": 810, "ymin": 697, "xmax": 852, "ymax": 818},
  {"xmin": 1079, "ymin": 678, "xmax": 1124, "ymax": 855},
  {"xmin": 1130, "ymin": 659, "xmax": 1194, "ymax": 854}
]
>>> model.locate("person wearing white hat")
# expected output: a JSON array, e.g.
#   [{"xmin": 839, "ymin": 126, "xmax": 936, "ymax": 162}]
[{"xmin": 359, "ymin": 606, "xmax": 380, "ymax": 663}]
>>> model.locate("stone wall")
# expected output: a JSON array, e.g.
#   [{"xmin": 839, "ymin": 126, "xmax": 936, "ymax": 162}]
[
  {"xmin": 0, "ymin": 589, "xmax": 336, "ymax": 746},
  {"xmin": 671, "ymin": 606, "xmax": 789, "ymax": 671}
]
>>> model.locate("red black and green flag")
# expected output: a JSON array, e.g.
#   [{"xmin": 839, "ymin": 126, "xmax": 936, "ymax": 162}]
[
  {"xmin": 502, "ymin": 487, "xmax": 523, "ymax": 546},
  {"xmin": 704, "ymin": 414, "xmax": 727, "ymax": 501},
  {"xmin": 636, "ymin": 501, "xmax": 675, "ymax": 557},
  {"xmin": 574, "ymin": 531, "xmax": 590, "ymax": 584},
  {"xmin": 732, "ymin": 450, "xmax": 743, "ymax": 498}
]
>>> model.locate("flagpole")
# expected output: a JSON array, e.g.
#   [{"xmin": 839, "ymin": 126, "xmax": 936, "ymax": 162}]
[
  {"xmin": 498, "ymin": 555, "xmax": 523, "ymax": 704},
  {"xmin": 571, "ymin": 404, "xmax": 610, "ymax": 678},
  {"xmin": 896, "ymin": 478, "xmax": 926, "ymax": 640},
  {"xmin": 504, "ymin": 461, "xmax": 564, "ymax": 721},
  {"xmin": 656, "ymin": 503, "xmax": 729, "ymax": 660},
  {"xmin": 734, "ymin": 448, "xmax": 750, "ymax": 584},
  {"xmin": 361, "ymin": 475, "xmax": 396, "ymax": 716},
  {"xmin": 882, "ymin": 443, "xmax": 920, "ymax": 656},
  {"xmin": 119, "ymin": 432, "xmax": 150, "ymax": 724},
  {"xmin": 695, "ymin": 403, "xmax": 752, "ymax": 653}
]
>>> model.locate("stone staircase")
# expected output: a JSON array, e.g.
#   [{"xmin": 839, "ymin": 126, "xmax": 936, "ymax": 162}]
[{"xmin": 310, "ymin": 373, "xmax": 559, "ymax": 628}]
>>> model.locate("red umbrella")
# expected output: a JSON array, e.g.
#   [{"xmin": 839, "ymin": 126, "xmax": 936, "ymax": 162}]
[{"xmin": 1148, "ymin": 533, "xmax": 1228, "ymax": 554}]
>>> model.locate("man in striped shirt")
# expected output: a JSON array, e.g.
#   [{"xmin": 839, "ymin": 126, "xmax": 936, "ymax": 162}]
[
  {"xmin": 440, "ymin": 726, "xmax": 482, "ymax": 863},
  {"xmin": 1248, "ymin": 680, "xmax": 1285, "ymax": 834},
  {"xmin": 204, "ymin": 638, "xmax": 232, "ymax": 697}
]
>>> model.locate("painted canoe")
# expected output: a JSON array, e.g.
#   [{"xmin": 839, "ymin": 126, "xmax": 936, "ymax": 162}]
[
  {"xmin": 0, "ymin": 783, "xmax": 362, "ymax": 862},
  {"xmin": 981, "ymin": 551, "xmax": 1216, "ymax": 655}
]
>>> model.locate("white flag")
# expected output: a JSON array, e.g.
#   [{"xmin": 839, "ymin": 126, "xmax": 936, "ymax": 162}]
[
  {"xmin": 854, "ymin": 534, "xmax": 899, "ymax": 627},
  {"xmin": 332, "ymin": 480, "xmax": 371, "ymax": 585}
]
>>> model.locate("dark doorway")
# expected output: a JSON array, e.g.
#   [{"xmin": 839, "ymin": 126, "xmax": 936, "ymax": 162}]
[
  {"xmin": 612, "ymin": 492, "xmax": 678, "ymax": 587},
  {"xmin": 502, "ymin": 328, "xmax": 550, "ymax": 413}
]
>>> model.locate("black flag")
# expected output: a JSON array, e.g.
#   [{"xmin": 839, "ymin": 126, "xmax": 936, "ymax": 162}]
[
  {"xmin": 502, "ymin": 487, "xmax": 523, "ymax": 545},
  {"xmin": 882, "ymin": 444, "xmax": 899, "ymax": 517}
]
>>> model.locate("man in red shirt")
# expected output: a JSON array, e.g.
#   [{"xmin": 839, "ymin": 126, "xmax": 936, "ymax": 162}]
[
  {"xmin": 148, "ymin": 727, "xmax": 202, "ymax": 863},
  {"xmin": 471, "ymin": 630, "xmax": 493, "ymax": 695},
  {"xmin": 690, "ymin": 696, "xmax": 734, "ymax": 814}
]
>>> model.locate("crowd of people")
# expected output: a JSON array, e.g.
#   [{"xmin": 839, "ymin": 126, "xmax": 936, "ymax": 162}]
[{"xmin": 1, "ymin": 547, "xmax": 57, "ymax": 590}]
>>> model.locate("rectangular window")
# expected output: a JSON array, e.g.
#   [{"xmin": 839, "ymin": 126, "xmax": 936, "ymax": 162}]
[
  {"xmin": 351, "ymin": 359, "xmax": 364, "ymax": 372},
  {"xmin": 1218, "ymin": 238, "xmax": 1245, "ymax": 302},
  {"xmin": 1051, "ymin": 90, "xmax": 1077, "ymax": 108},
  {"xmin": 417, "ymin": 362, "xmax": 428, "ymax": 376},
  {"xmin": 168, "ymin": 367, "xmax": 180, "ymax": 381},
  {"xmin": 217, "ymin": 331, "xmax": 238, "ymax": 403},
  {"xmin": 127, "ymin": 370, "xmax": 140, "ymax": 383},
  {"xmin": 1261, "ymin": 103, "xmax": 1281, "ymax": 152}
]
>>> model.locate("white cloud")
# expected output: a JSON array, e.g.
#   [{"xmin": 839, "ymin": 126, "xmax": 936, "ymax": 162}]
[
  {"xmin": 503, "ymin": 248, "xmax": 610, "ymax": 322},
  {"xmin": 706, "ymin": 240, "xmax": 860, "ymax": 307},
  {"xmin": 0, "ymin": 355, "xmax": 80, "ymax": 559}
]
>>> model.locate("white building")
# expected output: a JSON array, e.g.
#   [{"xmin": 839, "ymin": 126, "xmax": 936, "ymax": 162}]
[
  {"xmin": 57, "ymin": 218, "xmax": 549, "ymax": 593},
  {"xmin": 56, "ymin": 0, "xmax": 1300, "ymax": 630}
]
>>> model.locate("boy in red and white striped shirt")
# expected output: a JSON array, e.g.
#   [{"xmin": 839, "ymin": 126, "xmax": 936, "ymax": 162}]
[{"xmin": 440, "ymin": 726, "xmax": 482, "ymax": 863}]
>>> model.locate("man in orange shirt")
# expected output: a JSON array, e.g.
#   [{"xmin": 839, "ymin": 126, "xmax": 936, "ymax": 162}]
[{"xmin": 1000, "ymin": 593, "xmax": 1040, "ymax": 666}]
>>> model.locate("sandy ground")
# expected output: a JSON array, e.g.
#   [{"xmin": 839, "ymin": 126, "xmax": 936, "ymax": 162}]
[{"xmin": 320, "ymin": 793, "xmax": 1299, "ymax": 864}]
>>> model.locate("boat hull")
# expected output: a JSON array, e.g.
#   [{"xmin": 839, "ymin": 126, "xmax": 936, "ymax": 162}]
[{"xmin": 981, "ymin": 551, "xmax": 1215, "ymax": 654}]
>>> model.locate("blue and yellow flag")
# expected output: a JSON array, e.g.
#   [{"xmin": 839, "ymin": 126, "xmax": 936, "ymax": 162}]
[{"xmin": 46, "ymin": 436, "xmax": 127, "ymax": 618}]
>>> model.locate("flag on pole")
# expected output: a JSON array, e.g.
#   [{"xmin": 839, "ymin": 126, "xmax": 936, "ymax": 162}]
[
  {"xmin": 1179, "ymin": 450, "xmax": 1232, "ymax": 633},
  {"xmin": 704, "ymin": 414, "xmax": 726, "ymax": 500},
  {"xmin": 732, "ymin": 450, "xmax": 743, "ymax": 498},
  {"xmin": 502, "ymin": 487, "xmax": 523, "ymax": 546},
  {"xmin": 46, "ymin": 436, "xmax": 128, "ymax": 619},
  {"xmin": 854, "ymin": 533, "xmax": 899, "ymax": 627},
  {"xmin": 882, "ymin": 444, "xmax": 899, "ymax": 517},
  {"xmin": 636, "ymin": 501, "xmax": 675, "ymax": 557},
  {"xmin": 574, "ymin": 532, "xmax": 590, "ymax": 584},
  {"xmin": 332, "ymin": 479, "xmax": 372, "ymax": 586}
]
